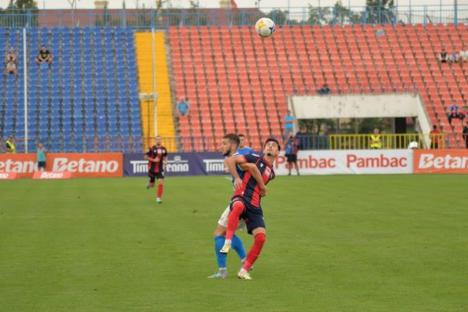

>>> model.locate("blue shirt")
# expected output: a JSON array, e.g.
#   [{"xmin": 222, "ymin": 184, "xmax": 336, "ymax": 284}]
[
  {"xmin": 37, "ymin": 148, "xmax": 46, "ymax": 162},
  {"xmin": 237, "ymin": 146, "xmax": 253, "ymax": 155},
  {"xmin": 231, "ymin": 147, "xmax": 253, "ymax": 185},
  {"xmin": 284, "ymin": 115, "xmax": 295, "ymax": 130},
  {"xmin": 177, "ymin": 101, "xmax": 189, "ymax": 114}
]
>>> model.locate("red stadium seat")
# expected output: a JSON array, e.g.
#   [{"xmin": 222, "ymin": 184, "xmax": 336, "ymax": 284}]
[{"xmin": 168, "ymin": 25, "xmax": 466, "ymax": 150}]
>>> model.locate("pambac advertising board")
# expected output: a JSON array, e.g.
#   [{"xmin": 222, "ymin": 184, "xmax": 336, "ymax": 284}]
[
  {"xmin": 0, "ymin": 153, "xmax": 123, "ymax": 178},
  {"xmin": 274, "ymin": 150, "xmax": 413, "ymax": 175},
  {"xmin": 413, "ymin": 149, "xmax": 468, "ymax": 174},
  {"xmin": 124, "ymin": 152, "xmax": 225, "ymax": 176}
]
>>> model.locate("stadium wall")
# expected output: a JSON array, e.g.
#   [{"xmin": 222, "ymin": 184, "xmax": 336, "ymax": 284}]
[{"xmin": 1, "ymin": 150, "xmax": 467, "ymax": 178}]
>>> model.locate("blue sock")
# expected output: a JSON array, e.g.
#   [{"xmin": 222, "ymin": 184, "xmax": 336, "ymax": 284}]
[
  {"xmin": 231, "ymin": 234, "xmax": 247, "ymax": 260},
  {"xmin": 214, "ymin": 236, "xmax": 227, "ymax": 269}
]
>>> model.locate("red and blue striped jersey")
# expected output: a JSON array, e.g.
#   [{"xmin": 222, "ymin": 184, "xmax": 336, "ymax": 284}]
[{"xmin": 233, "ymin": 153, "xmax": 275, "ymax": 207}]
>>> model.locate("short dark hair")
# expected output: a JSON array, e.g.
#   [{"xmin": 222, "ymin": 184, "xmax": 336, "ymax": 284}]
[
  {"xmin": 264, "ymin": 137, "xmax": 281, "ymax": 151},
  {"xmin": 224, "ymin": 133, "xmax": 240, "ymax": 146}
]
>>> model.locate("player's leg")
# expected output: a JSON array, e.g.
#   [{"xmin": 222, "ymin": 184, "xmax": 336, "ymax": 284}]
[
  {"xmin": 208, "ymin": 224, "xmax": 228, "ymax": 279},
  {"xmin": 294, "ymin": 159, "xmax": 300, "ymax": 176},
  {"xmin": 156, "ymin": 176, "xmax": 164, "ymax": 203},
  {"xmin": 220, "ymin": 199, "xmax": 246, "ymax": 254},
  {"xmin": 209, "ymin": 207, "xmax": 247, "ymax": 278},
  {"xmin": 147, "ymin": 172, "xmax": 155, "ymax": 189},
  {"xmin": 238, "ymin": 227, "xmax": 266, "ymax": 280}
]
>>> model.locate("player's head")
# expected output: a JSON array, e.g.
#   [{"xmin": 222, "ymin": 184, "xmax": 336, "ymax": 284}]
[
  {"xmin": 221, "ymin": 133, "xmax": 240, "ymax": 156},
  {"xmin": 263, "ymin": 137, "xmax": 281, "ymax": 159},
  {"xmin": 238, "ymin": 134, "xmax": 246, "ymax": 148},
  {"xmin": 155, "ymin": 136, "xmax": 162, "ymax": 146}
]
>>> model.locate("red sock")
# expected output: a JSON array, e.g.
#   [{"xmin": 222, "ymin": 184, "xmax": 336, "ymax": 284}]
[
  {"xmin": 157, "ymin": 184, "xmax": 164, "ymax": 198},
  {"xmin": 225, "ymin": 201, "xmax": 245, "ymax": 241},
  {"xmin": 242, "ymin": 232, "xmax": 266, "ymax": 271}
]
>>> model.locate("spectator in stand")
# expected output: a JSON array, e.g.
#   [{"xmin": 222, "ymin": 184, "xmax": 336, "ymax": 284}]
[
  {"xmin": 176, "ymin": 98, "xmax": 190, "ymax": 117},
  {"xmin": 430, "ymin": 125, "xmax": 441, "ymax": 149},
  {"xmin": 438, "ymin": 48, "xmax": 448, "ymax": 63},
  {"xmin": 283, "ymin": 110, "xmax": 296, "ymax": 140},
  {"xmin": 463, "ymin": 121, "xmax": 468, "ymax": 148},
  {"xmin": 35, "ymin": 46, "xmax": 53, "ymax": 67},
  {"xmin": 36, "ymin": 143, "xmax": 47, "ymax": 172},
  {"xmin": 460, "ymin": 50, "xmax": 468, "ymax": 62},
  {"xmin": 295, "ymin": 125, "xmax": 310, "ymax": 150},
  {"xmin": 284, "ymin": 135, "xmax": 300, "ymax": 176},
  {"xmin": 369, "ymin": 128, "xmax": 382, "ymax": 149},
  {"xmin": 318, "ymin": 84, "xmax": 331, "ymax": 95},
  {"xmin": 5, "ymin": 137, "xmax": 16, "ymax": 153},
  {"xmin": 447, "ymin": 103, "xmax": 464, "ymax": 125},
  {"xmin": 5, "ymin": 48, "xmax": 17, "ymax": 77},
  {"xmin": 447, "ymin": 52, "xmax": 460, "ymax": 63}
]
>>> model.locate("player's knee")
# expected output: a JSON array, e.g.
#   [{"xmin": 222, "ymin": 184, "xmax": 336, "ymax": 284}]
[
  {"xmin": 231, "ymin": 200, "xmax": 245, "ymax": 214},
  {"xmin": 213, "ymin": 226, "xmax": 225, "ymax": 237},
  {"xmin": 255, "ymin": 232, "xmax": 266, "ymax": 244}
]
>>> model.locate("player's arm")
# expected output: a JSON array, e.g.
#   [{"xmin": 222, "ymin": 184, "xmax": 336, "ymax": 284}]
[
  {"xmin": 144, "ymin": 151, "xmax": 157, "ymax": 162},
  {"xmin": 238, "ymin": 162, "xmax": 267, "ymax": 196},
  {"xmin": 224, "ymin": 156, "xmax": 243, "ymax": 189},
  {"xmin": 225, "ymin": 156, "xmax": 266, "ymax": 194}
]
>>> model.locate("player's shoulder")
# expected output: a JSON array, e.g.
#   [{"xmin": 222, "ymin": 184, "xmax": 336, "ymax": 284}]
[
  {"xmin": 244, "ymin": 152, "xmax": 261, "ymax": 162},
  {"xmin": 237, "ymin": 146, "xmax": 254, "ymax": 155}
]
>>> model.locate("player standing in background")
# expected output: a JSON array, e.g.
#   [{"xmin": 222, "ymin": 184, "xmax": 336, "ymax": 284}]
[
  {"xmin": 144, "ymin": 136, "xmax": 168, "ymax": 204},
  {"xmin": 221, "ymin": 138, "xmax": 280, "ymax": 280},
  {"xmin": 237, "ymin": 134, "xmax": 252, "ymax": 154},
  {"xmin": 285, "ymin": 135, "xmax": 300, "ymax": 176},
  {"xmin": 208, "ymin": 134, "xmax": 262, "ymax": 279}
]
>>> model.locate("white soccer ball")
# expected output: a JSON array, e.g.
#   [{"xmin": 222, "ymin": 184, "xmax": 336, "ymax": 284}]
[{"xmin": 255, "ymin": 17, "xmax": 275, "ymax": 37}]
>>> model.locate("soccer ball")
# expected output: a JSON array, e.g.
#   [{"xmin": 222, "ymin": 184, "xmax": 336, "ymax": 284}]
[{"xmin": 255, "ymin": 17, "xmax": 275, "ymax": 37}]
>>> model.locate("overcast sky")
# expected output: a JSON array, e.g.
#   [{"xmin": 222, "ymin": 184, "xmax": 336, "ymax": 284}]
[{"xmin": 0, "ymin": 0, "xmax": 459, "ymax": 9}]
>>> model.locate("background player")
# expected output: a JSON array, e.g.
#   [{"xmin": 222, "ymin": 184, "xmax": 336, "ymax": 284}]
[
  {"xmin": 208, "ymin": 133, "xmax": 263, "ymax": 279},
  {"xmin": 144, "ymin": 136, "xmax": 168, "ymax": 204},
  {"xmin": 221, "ymin": 138, "xmax": 280, "ymax": 280},
  {"xmin": 237, "ymin": 134, "xmax": 252, "ymax": 154}
]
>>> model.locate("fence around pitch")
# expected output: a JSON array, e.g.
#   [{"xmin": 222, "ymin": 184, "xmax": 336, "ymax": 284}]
[
  {"xmin": 328, "ymin": 133, "xmax": 454, "ymax": 150},
  {"xmin": 0, "ymin": 5, "xmax": 466, "ymax": 28},
  {"xmin": 2, "ymin": 133, "xmax": 463, "ymax": 154}
]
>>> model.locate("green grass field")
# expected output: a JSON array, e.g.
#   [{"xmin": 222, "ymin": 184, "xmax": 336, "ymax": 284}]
[{"xmin": 1, "ymin": 175, "xmax": 467, "ymax": 312}]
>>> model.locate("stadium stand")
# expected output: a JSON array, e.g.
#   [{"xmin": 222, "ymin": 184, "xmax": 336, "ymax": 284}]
[
  {"xmin": 0, "ymin": 29, "xmax": 24, "ymax": 147},
  {"xmin": 0, "ymin": 27, "xmax": 142, "ymax": 153},
  {"xmin": 1, "ymin": 24, "xmax": 466, "ymax": 152},
  {"xmin": 168, "ymin": 24, "xmax": 467, "ymax": 150}
]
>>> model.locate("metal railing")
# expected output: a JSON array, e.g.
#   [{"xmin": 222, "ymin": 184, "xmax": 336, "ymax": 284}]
[
  {"xmin": 0, "ymin": 5, "xmax": 465, "ymax": 28},
  {"xmin": 329, "ymin": 133, "xmax": 450, "ymax": 150},
  {"xmin": 1, "ymin": 133, "xmax": 464, "ymax": 154}
]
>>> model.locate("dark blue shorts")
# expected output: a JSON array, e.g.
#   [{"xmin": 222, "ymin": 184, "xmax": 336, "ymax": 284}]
[{"xmin": 230, "ymin": 197, "xmax": 265, "ymax": 235}]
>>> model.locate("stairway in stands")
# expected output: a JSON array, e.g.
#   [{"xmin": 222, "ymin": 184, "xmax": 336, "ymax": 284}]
[{"xmin": 135, "ymin": 31, "xmax": 176, "ymax": 151}]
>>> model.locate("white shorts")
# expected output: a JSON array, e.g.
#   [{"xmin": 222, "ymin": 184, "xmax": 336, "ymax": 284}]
[{"xmin": 217, "ymin": 205, "xmax": 246, "ymax": 231}]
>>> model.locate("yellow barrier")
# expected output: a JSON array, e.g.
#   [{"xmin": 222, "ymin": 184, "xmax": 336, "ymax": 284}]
[{"xmin": 329, "ymin": 133, "xmax": 446, "ymax": 150}]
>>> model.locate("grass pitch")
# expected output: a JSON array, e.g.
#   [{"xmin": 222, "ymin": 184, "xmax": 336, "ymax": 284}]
[{"xmin": 0, "ymin": 175, "xmax": 467, "ymax": 312}]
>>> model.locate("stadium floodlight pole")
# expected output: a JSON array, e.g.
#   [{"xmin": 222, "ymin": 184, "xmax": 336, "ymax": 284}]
[{"xmin": 23, "ymin": 27, "xmax": 28, "ymax": 153}]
